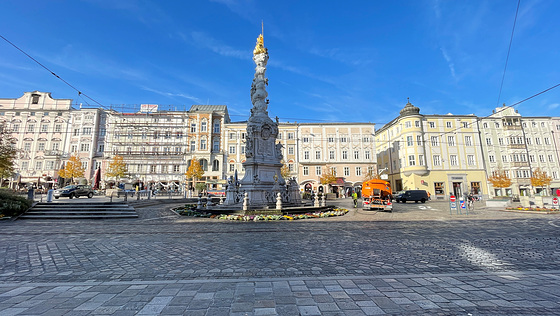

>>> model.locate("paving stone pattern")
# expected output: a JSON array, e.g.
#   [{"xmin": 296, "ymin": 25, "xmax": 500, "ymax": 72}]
[{"xmin": 1, "ymin": 201, "xmax": 560, "ymax": 315}]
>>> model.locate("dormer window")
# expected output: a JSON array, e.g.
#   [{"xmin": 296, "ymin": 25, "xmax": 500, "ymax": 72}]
[{"xmin": 31, "ymin": 94, "xmax": 40, "ymax": 104}]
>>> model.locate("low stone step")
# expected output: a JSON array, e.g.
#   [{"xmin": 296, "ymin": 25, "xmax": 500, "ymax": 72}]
[
  {"xmin": 19, "ymin": 214, "xmax": 139, "ymax": 219},
  {"xmin": 21, "ymin": 202, "xmax": 138, "ymax": 220},
  {"xmin": 31, "ymin": 206, "xmax": 135, "ymax": 211}
]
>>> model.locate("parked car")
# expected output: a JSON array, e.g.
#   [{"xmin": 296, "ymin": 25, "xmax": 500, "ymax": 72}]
[
  {"xmin": 54, "ymin": 185, "xmax": 94, "ymax": 199},
  {"xmin": 395, "ymin": 190, "xmax": 429, "ymax": 203}
]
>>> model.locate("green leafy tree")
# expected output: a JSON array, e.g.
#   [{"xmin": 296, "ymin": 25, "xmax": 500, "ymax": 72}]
[{"xmin": 0, "ymin": 123, "xmax": 18, "ymax": 185}]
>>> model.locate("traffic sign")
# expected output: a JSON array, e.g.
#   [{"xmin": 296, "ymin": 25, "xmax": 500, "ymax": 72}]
[
  {"xmin": 450, "ymin": 196, "xmax": 456, "ymax": 202},
  {"xmin": 461, "ymin": 201, "xmax": 466, "ymax": 209},
  {"xmin": 553, "ymin": 197, "xmax": 559, "ymax": 206}
]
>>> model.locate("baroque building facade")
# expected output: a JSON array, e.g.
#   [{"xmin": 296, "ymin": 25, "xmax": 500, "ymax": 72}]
[
  {"xmin": 0, "ymin": 91, "xmax": 73, "ymax": 189},
  {"xmin": 376, "ymin": 100, "xmax": 487, "ymax": 200},
  {"xmin": 377, "ymin": 101, "xmax": 560, "ymax": 200},
  {"xmin": 2, "ymin": 91, "xmax": 559, "ymax": 197}
]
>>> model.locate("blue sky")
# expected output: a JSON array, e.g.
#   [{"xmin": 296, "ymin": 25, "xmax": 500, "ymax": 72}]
[{"xmin": 1, "ymin": 0, "xmax": 558, "ymax": 127}]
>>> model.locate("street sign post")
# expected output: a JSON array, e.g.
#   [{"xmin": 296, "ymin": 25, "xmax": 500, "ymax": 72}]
[
  {"xmin": 449, "ymin": 195, "xmax": 458, "ymax": 214},
  {"xmin": 553, "ymin": 197, "xmax": 559, "ymax": 209}
]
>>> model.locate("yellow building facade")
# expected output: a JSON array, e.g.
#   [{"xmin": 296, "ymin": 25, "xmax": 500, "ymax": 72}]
[{"xmin": 376, "ymin": 101, "xmax": 489, "ymax": 200}]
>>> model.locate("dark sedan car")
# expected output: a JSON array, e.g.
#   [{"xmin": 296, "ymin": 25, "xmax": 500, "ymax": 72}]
[{"xmin": 54, "ymin": 185, "xmax": 94, "ymax": 199}]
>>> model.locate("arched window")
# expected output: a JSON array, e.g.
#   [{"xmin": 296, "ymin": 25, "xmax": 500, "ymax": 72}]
[
  {"xmin": 199, "ymin": 159, "xmax": 208, "ymax": 171},
  {"xmin": 212, "ymin": 159, "xmax": 220, "ymax": 171}
]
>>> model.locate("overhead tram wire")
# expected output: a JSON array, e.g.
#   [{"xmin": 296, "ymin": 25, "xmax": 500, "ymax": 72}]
[
  {"xmin": 0, "ymin": 34, "xmax": 106, "ymax": 110},
  {"xmin": 495, "ymin": 0, "xmax": 521, "ymax": 107}
]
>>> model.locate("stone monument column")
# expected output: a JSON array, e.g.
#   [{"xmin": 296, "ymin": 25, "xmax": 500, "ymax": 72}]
[{"xmin": 238, "ymin": 32, "xmax": 286, "ymax": 208}]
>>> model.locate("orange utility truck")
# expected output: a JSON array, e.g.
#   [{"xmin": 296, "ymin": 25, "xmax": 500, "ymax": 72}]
[{"xmin": 361, "ymin": 179, "xmax": 393, "ymax": 212}]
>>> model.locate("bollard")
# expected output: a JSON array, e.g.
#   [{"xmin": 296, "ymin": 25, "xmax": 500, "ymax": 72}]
[
  {"xmin": 276, "ymin": 192, "xmax": 282, "ymax": 210},
  {"xmin": 243, "ymin": 192, "xmax": 249, "ymax": 211},
  {"xmin": 46, "ymin": 189, "xmax": 54, "ymax": 203}
]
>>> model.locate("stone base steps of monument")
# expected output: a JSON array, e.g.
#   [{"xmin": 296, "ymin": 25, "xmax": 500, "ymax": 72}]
[{"xmin": 19, "ymin": 202, "xmax": 138, "ymax": 219}]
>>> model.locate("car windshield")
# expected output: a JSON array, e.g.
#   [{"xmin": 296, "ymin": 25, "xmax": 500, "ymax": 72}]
[{"xmin": 62, "ymin": 185, "xmax": 77, "ymax": 189}]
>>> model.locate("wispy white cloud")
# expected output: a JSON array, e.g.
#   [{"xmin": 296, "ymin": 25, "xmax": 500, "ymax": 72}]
[
  {"xmin": 309, "ymin": 47, "xmax": 374, "ymax": 67},
  {"xmin": 439, "ymin": 47, "xmax": 457, "ymax": 80},
  {"xmin": 179, "ymin": 31, "xmax": 249, "ymax": 60},
  {"xmin": 35, "ymin": 45, "xmax": 148, "ymax": 82},
  {"xmin": 547, "ymin": 103, "xmax": 559, "ymax": 110},
  {"xmin": 140, "ymin": 86, "xmax": 203, "ymax": 104}
]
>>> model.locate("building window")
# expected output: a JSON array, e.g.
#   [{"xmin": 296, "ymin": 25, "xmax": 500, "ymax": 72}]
[
  {"xmin": 434, "ymin": 182, "xmax": 444, "ymax": 195},
  {"xmin": 213, "ymin": 122, "xmax": 220, "ymax": 133},
  {"xmin": 229, "ymin": 163, "xmax": 235, "ymax": 172},
  {"xmin": 229, "ymin": 146, "xmax": 236, "ymax": 154},
  {"xmin": 229, "ymin": 132, "xmax": 237, "ymax": 140},
  {"xmin": 24, "ymin": 142, "xmax": 31, "ymax": 151},
  {"xmin": 213, "ymin": 140, "xmax": 220, "ymax": 152},
  {"xmin": 407, "ymin": 136, "xmax": 413, "ymax": 146},
  {"xmin": 304, "ymin": 151, "xmax": 310, "ymax": 160},
  {"xmin": 498, "ymin": 138, "xmax": 504, "ymax": 145},
  {"xmin": 303, "ymin": 166, "xmax": 309, "ymax": 176},
  {"xmin": 190, "ymin": 123, "xmax": 196, "ymax": 133},
  {"xmin": 41, "ymin": 124, "xmax": 48, "ymax": 133},
  {"xmin": 539, "ymin": 155, "xmax": 545, "ymax": 163},
  {"xmin": 315, "ymin": 166, "xmax": 322, "ymax": 176},
  {"xmin": 289, "ymin": 163, "xmax": 294, "ymax": 172},
  {"xmin": 419, "ymin": 154, "xmax": 424, "ymax": 165},
  {"xmin": 417, "ymin": 135, "xmax": 422, "ymax": 146},
  {"xmin": 489, "ymin": 155, "xmax": 495, "ymax": 163},
  {"xmin": 486, "ymin": 138, "xmax": 492, "ymax": 145},
  {"xmin": 32, "ymin": 94, "xmax": 40, "ymax": 104},
  {"xmin": 344, "ymin": 167, "xmax": 350, "ymax": 176},
  {"xmin": 340, "ymin": 135, "xmax": 348, "ymax": 143},
  {"xmin": 467, "ymin": 155, "xmax": 475, "ymax": 166},
  {"xmin": 241, "ymin": 146, "xmax": 245, "ymax": 154},
  {"xmin": 46, "ymin": 161, "xmax": 54, "ymax": 170},
  {"xmin": 38, "ymin": 142, "xmax": 45, "ymax": 151},
  {"xmin": 465, "ymin": 136, "xmax": 472, "ymax": 146},
  {"xmin": 342, "ymin": 150, "xmax": 348, "ymax": 160},
  {"xmin": 462, "ymin": 122, "xmax": 468, "ymax": 128},
  {"xmin": 446, "ymin": 121, "xmax": 452, "ymax": 128},
  {"xmin": 429, "ymin": 122, "xmax": 435, "ymax": 128},
  {"xmin": 545, "ymin": 138, "xmax": 551, "ymax": 145},
  {"xmin": 549, "ymin": 155, "xmax": 554, "ymax": 162},
  {"xmin": 200, "ymin": 139, "xmax": 207, "ymax": 150},
  {"xmin": 355, "ymin": 167, "xmax": 362, "ymax": 176},
  {"xmin": 431, "ymin": 136, "xmax": 439, "ymax": 146},
  {"xmin": 433, "ymin": 155, "xmax": 441, "ymax": 166},
  {"xmin": 328, "ymin": 136, "xmax": 334, "ymax": 143},
  {"xmin": 303, "ymin": 137, "xmax": 309, "ymax": 143},
  {"xmin": 536, "ymin": 138, "xmax": 541, "ymax": 145},
  {"xmin": 450, "ymin": 155, "xmax": 458, "ymax": 166},
  {"xmin": 201, "ymin": 121, "xmax": 207, "ymax": 132},
  {"xmin": 212, "ymin": 160, "xmax": 219, "ymax": 171},
  {"xmin": 365, "ymin": 150, "xmax": 370, "ymax": 160},
  {"xmin": 288, "ymin": 146, "xmax": 295, "ymax": 155},
  {"xmin": 35, "ymin": 161, "xmax": 43, "ymax": 170},
  {"xmin": 288, "ymin": 132, "xmax": 294, "ymax": 140},
  {"xmin": 448, "ymin": 136, "xmax": 455, "ymax": 146},
  {"xmin": 408, "ymin": 155, "xmax": 416, "ymax": 166},
  {"xmin": 354, "ymin": 151, "xmax": 359, "ymax": 159},
  {"xmin": 415, "ymin": 121, "xmax": 420, "ymax": 127},
  {"xmin": 190, "ymin": 141, "xmax": 196, "ymax": 152},
  {"xmin": 83, "ymin": 127, "xmax": 92, "ymax": 135},
  {"xmin": 28, "ymin": 124, "xmax": 35, "ymax": 133},
  {"xmin": 314, "ymin": 150, "xmax": 320, "ymax": 159}
]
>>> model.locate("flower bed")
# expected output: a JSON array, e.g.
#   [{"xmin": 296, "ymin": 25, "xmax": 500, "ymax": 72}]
[
  {"xmin": 505, "ymin": 206, "xmax": 559, "ymax": 213},
  {"xmin": 173, "ymin": 204, "xmax": 212, "ymax": 217},
  {"xmin": 172, "ymin": 205, "xmax": 350, "ymax": 220},
  {"xmin": 216, "ymin": 208, "xmax": 349, "ymax": 221}
]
